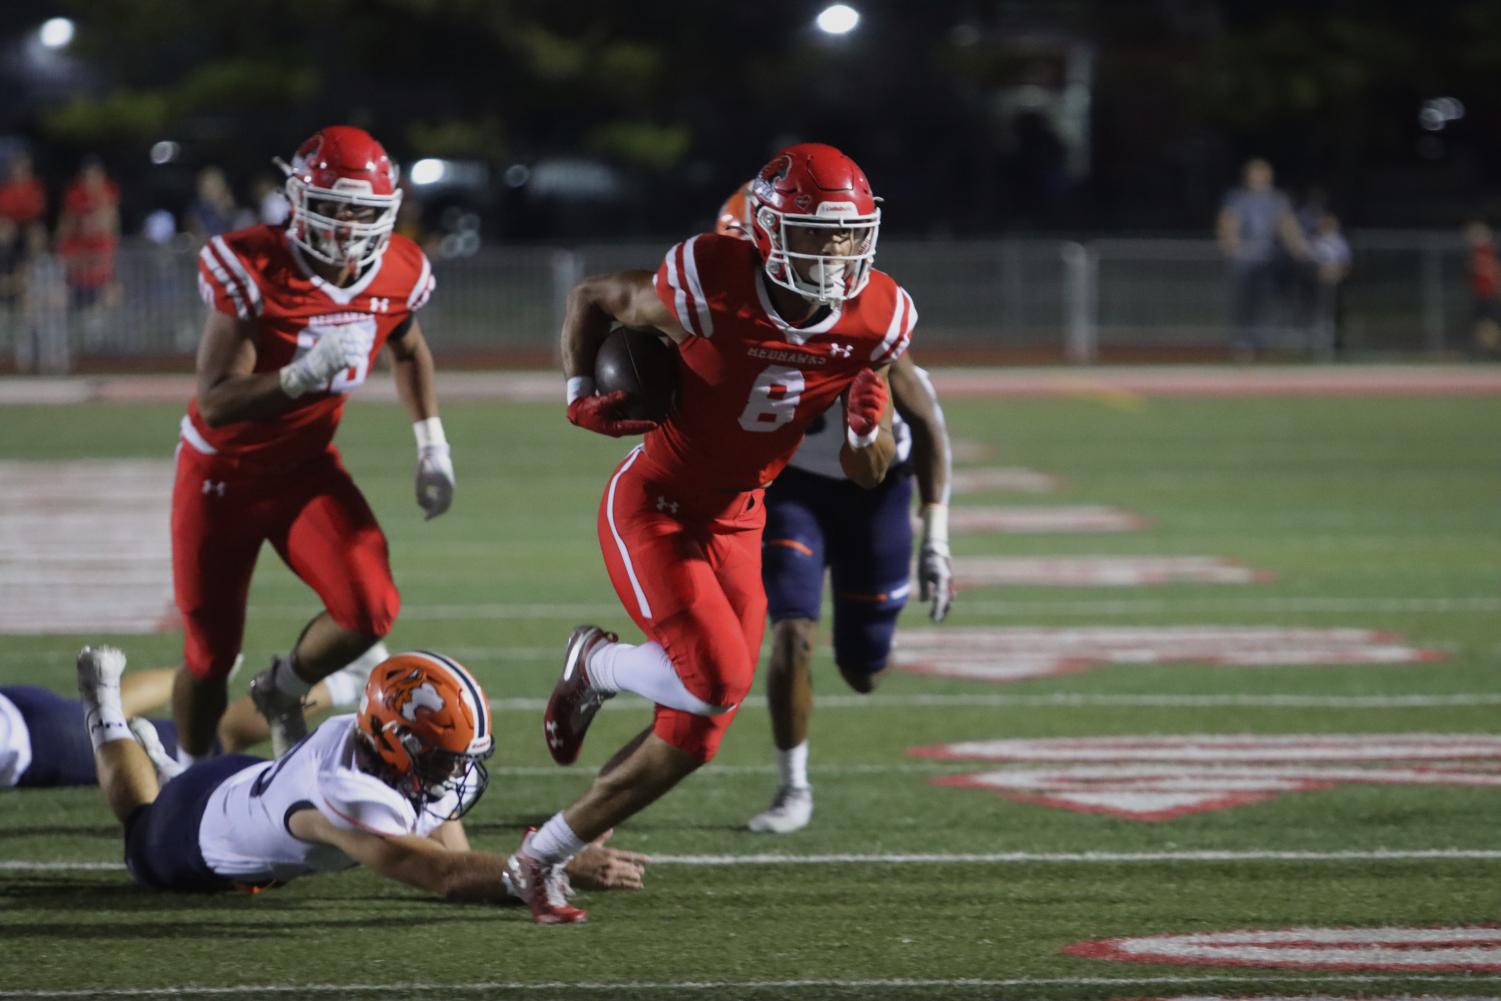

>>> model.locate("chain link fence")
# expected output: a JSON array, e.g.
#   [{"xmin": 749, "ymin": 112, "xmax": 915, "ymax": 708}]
[{"xmin": 0, "ymin": 232, "xmax": 1475, "ymax": 372}]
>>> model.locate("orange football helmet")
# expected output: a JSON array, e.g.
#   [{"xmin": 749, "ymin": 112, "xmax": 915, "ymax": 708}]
[
  {"xmin": 358, "ymin": 650, "xmax": 494, "ymax": 819},
  {"xmin": 715, "ymin": 181, "xmax": 755, "ymax": 241}
]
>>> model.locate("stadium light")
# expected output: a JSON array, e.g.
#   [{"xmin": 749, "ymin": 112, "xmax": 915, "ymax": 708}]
[
  {"xmin": 815, "ymin": 4, "xmax": 860, "ymax": 35},
  {"xmin": 38, "ymin": 17, "xmax": 75, "ymax": 49},
  {"xmin": 149, "ymin": 141, "xmax": 180, "ymax": 165},
  {"xmin": 409, "ymin": 158, "xmax": 447, "ymax": 186}
]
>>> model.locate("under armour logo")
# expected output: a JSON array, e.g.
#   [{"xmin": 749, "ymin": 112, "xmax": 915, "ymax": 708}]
[
  {"xmin": 656, "ymin": 495, "xmax": 679, "ymax": 515},
  {"xmin": 202, "ymin": 480, "xmax": 226, "ymax": 497},
  {"xmin": 545, "ymin": 719, "xmax": 561, "ymax": 748},
  {"xmin": 830, "ymin": 343, "xmax": 853, "ymax": 358},
  {"xmin": 369, "ymin": 297, "xmax": 390, "ymax": 313}
]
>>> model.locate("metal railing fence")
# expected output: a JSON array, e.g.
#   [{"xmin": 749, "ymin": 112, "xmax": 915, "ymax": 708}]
[{"xmin": 0, "ymin": 231, "xmax": 1475, "ymax": 371}]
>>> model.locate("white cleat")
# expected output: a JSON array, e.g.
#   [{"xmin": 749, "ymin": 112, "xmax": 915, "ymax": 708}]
[
  {"xmin": 76, "ymin": 645, "xmax": 126, "ymax": 706},
  {"xmin": 129, "ymin": 717, "xmax": 185, "ymax": 783},
  {"xmin": 746, "ymin": 784, "xmax": 813, "ymax": 834}
]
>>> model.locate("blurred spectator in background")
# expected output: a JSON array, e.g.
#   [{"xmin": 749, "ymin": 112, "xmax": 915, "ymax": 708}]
[
  {"xmin": 185, "ymin": 167, "xmax": 247, "ymax": 239},
  {"xmin": 0, "ymin": 153, "xmax": 48, "ymax": 255},
  {"xmin": 56, "ymin": 157, "xmax": 121, "ymax": 356},
  {"xmin": 1307, "ymin": 211, "xmax": 1351, "ymax": 359},
  {"xmin": 1465, "ymin": 220, "xmax": 1500, "ymax": 357},
  {"xmin": 0, "ymin": 153, "xmax": 49, "ymax": 367},
  {"xmin": 1216, "ymin": 157, "xmax": 1308, "ymax": 360},
  {"xmin": 252, "ymin": 175, "xmax": 289, "ymax": 227}
]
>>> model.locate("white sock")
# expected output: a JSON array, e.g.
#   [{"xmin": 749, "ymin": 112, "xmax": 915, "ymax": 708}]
[
  {"xmin": 83, "ymin": 685, "xmax": 131, "ymax": 752},
  {"xmin": 777, "ymin": 741, "xmax": 811, "ymax": 791},
  {"xmin": 587, "ymin": 641, "xmax": 732, "ymax": 716},
  {"xmin": 318, "ymin": 642, "xmax": 389, "ymax": 708},
  {"xmin": 528, "ymin": 811, "xmax": 587, "ymax": 865},
  {"xmin": 175, "ymin": 746, "xmax": 205, "ymax": 768},
  {"xmin": 271, "ymin": 655, "xmax": 313, "ymax": 699}
]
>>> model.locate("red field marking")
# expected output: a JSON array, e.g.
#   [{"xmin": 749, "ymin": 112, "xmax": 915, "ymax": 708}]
[
  {"xmin": 944, "ymin": 505, "xmax": 1148, "ymax": 534},
  {"xmin": 1066, "ymin": 926, "xmax": 1501, "ymax": 971},
  {"xmin": 949, "ymin": 439, "xmax": 998, "ymax": 463},
  {"xmin": 894, "ymin": 626, "xmax": 1444, "ymax": 684},
  {"xmin": 0, "ymin": 460, "xmax": 175, "ymax": 635},
  {"xmin": 949, "ymin": 467, "xmax": 1063, "ymax": 494},
  {"xmin": 952, "ymin": 555, "xmax": 1272, "ymax": 587},
  {"xmin": 912, "ymin": 734, "xmax": 1501, "ymax": 820}
]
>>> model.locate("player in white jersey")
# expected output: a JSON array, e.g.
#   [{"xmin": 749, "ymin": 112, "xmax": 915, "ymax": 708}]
[
  {"xmin": 77, "ymin": 646, "xmax": 646, "ymax": 909},
  {"xmin": 1, "ymin": 654, "xmax": 376, "ymax": 789},
  {"xmin": 747, "ymin": 355, "xmax": 954, "ymax": 833}
]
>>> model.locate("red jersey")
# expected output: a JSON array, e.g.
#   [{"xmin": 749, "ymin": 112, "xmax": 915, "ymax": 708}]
[
  {"xmin": 185, "ymin": 225, "xmax": 435, "ymax": 466},
  {"xmin": 0, "ymin": 178, "xmax": 45, "ymax": 225},
  {"xmin": 1472, "ymin": 243, "xmax": 1500, "ymax": 302},
  {"xmin": 648, "ymin": 233, "xmax": 916, "ymax": 492}
]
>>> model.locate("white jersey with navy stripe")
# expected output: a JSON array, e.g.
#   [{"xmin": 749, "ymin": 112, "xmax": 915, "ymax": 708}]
[
  {"xmin": 786, "ymin": 403, "xmax": 913, "ymax": 481},
  {"xmin": 0, "ymin": 693, "xmax": 30, "ymax": 788},
  {"xmin": 196, "ymin": 714, "xmax": 455, "ymax": 882}
]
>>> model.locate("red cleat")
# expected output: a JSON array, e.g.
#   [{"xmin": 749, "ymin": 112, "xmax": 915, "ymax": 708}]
[
  {"xmin": 543, "ymin": 625, "xmax": 617, "ymax": 766},
  {"xmin": 506, "ymin": 831, "xmax": 588, "ymax": 925}
]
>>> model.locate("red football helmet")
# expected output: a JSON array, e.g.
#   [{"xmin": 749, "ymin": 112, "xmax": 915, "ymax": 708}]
[
  {"xmin": 749, "ymin": 143, "xmax": 880, "ymax": 303},
  {"xmin": 715, "ymin": 181, "xmax": 754, "ymax": 241},
  {"xmin": 279, "ymin": 126, "xmax": 402, "ymax": 271},
  {"xmin": 357, "ymin": 650, "xmax": 494, "ymax": 819}
]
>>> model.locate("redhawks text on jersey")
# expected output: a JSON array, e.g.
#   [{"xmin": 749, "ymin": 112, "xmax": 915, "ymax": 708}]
[
  {"xmin": 187, "ymin": 224, "xmax": 434, "ymax": 467},
  {"xmin": 649, "ymin": 233, "xmax": 916, "ymax": 492}
]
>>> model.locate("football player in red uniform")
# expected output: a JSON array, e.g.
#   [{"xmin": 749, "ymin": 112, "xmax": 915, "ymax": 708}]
[
  {"xmin": 713, "ymin": 185, "xmax": 956, "ymax": 834},
  {"xmin": 503, "ymin": 144, "xmax": 916, "ymax": 924},
  {"xmin": 172, "ymin": 126, "xmax": 454, "ymax": 762}
]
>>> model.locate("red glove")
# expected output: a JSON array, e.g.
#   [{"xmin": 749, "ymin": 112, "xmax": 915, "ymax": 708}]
[
  {"xmin": 567, "ymin": 390, "xmax": 659, "ymax": 438},
  {"xmin": 845, "ymin": 368, "xmax": 888, "ymax": 444}
]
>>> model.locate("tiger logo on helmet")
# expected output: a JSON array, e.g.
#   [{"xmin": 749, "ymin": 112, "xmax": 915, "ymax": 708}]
[{"xmin": 357, "ymin": 650, "xmax": 494, "ymax": 819}]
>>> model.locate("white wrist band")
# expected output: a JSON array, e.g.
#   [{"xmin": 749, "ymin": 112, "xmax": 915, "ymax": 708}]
[
  {"xmin": 567, "ymin": 376, "xmax": 596, "ymax": 405},
  {"xmin": 846, "ymin": 424, "xmax": 880, "ymax": 450},
  {"xmin": 921, "ymin": 503, "xmax": 949, "ymax": 545},
  {"xmin": 413, "ymin": 416, "xmax": 447, "ymax": 451}
]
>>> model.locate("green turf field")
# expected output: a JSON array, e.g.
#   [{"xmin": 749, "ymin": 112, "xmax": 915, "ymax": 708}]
[{"xmin": 1, "ymin": 384, "xmax": 1499, "ymax": 1000}]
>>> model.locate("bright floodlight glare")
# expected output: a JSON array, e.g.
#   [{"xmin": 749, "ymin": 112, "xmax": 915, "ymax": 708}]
[
  {"xmin": 815, "ymin": 4, "xmax": 860, "ymax": 35},
  {"xmin": 39, "ymin": 17, "xmax": 75, "ymax": 49},
  {"xmin": 409, "ymin": 158, "xmax": 447, "ymax": 186}
]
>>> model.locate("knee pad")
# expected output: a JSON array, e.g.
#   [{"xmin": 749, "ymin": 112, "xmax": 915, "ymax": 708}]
[
  {"xmin": 832, "ymin": 599, "xmax": 902, "ymax": 689},
  {"xmin": 652, "ymin": 704, "xmax": 740, "ymax": 763},
  {"xmin": 333, "ymin": 584, "xmax": 400, "ymax": 638}
]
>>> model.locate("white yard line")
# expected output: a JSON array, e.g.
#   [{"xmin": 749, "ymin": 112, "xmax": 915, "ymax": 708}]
[
  {"xmin": 2, "ymin": 973, "xmax": 1499, "ymax": 998},
  {"xmin": 241, "ymin": 595, "xmax": 1501, "ymax": 619},
  {"xmin": 9, "ymin": 848, "xmax": 1501, "ymax": 873},
  {"xmin": 487, "ymin": 692, "xmax": 1501, "ymax": 712}
]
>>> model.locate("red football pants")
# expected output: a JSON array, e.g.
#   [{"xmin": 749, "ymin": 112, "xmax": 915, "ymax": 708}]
[
  {"xmin": 171, "ymin": 443, "xmax": 399, "ymax": 681},
  {"xmin": 596, "ymin": 446, "xmax": 767, "ymax": 761}
]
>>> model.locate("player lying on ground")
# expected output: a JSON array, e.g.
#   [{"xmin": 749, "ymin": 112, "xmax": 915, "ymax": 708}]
[
  {"xmin": 501, "ymin": 143, "xmax": 915, "ymax": 924},
  {"xmin": 78, "ymin": 646, "xmax": 647, "ymax": 904},
  {"xmin": 175, "ymin": 125, "xmax": 455, "ymax": 766},
  {"xmin": 0, "ymin": 651, "xmax": 378, "ymax": 789},
  {"xmin": 712, "ymin": 189, "xmax": 956, "ymax": 834}
]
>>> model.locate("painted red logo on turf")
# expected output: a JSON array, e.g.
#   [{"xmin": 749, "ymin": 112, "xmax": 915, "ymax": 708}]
[
  {"xmin": 894, "ymin": 627, "xmax": 1444, "ymax": 684},
  {"xmin": 940, "ymin": 505, "xmax": 1148, "ymax": 534},
  {"xmin": 1066, "ymin": 925, "xmax": 1501, "ymax": 971},
  {"xmin": 911, "ymin": 734, "xmax": 1501, "ymax": 820},
  {"xmin": 951, "ymin": 556, "xmax": 1273, "ymax": 588}
]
